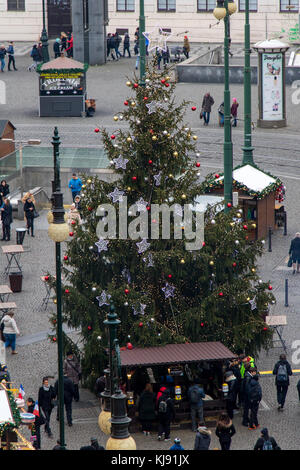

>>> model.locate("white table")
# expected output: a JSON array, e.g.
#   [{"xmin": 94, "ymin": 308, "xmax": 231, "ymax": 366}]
[{"xmin": 1, "ymin": 245, "xmax": 24, "ymax": 275}]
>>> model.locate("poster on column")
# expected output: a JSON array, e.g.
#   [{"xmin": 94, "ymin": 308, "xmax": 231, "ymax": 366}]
[{"xmin": 262, "ymin": 52, "xmax": 283, "ymax": 120}]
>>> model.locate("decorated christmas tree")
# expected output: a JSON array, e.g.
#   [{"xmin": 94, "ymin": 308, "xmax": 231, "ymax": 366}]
[{"xmin": 48, "ymin": 61, "xmax": 275, "ymax": 386}]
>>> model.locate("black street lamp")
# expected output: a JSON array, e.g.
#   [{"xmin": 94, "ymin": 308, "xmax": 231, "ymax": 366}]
[
  {"xmin": 41, "ymin": 0, "xmax": 50, "ymax": 63},
  {"xmin": 48, "ymin": 127, "xmax": 70, "ymax": 450}
]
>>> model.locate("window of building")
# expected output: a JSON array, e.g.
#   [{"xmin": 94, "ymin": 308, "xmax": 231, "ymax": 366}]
[
  {"xmin": 116, "ymin": 0, "xmax": 135, "ymax": 12},
  {"xmin": 280, "ymin": 0, "xmax": 298, "ymax": 12},
  {"xmin": 239, "ymin": 0, "xmax": 258, "ymax": 11},
  {"xmin": 197, "ymin": 0, "xmax": 215, "ymax": 11},
  {"xmin": 157, "ymin": 0, "xmax": 176, "ymax": 12},
  {"xmin": 7, "ymin": 0, "xmax": 25, "ymax": 10}
]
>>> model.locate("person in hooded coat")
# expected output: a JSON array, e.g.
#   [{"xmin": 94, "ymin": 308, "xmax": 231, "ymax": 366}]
[
  {"xmin": 224, "ymin": 370, "xmax": 239, "ymax": 419},
  {"xmin": 157, "ymin": 388, "xmax": 175, "ymax": 441},
  {"xmin": 215, "ymin": 412, "xmax": 236, "ymax": 450},
  {"xmin": 247, "ymin": 368, "xmax": 262, "ymax": 430},
  {"xmin": 138, "ymin": 383, "xmax": 156, "ymax": 435},
  {"xmin": 194, "ymin": 426, "xmax": 211, "ymax": 450}
]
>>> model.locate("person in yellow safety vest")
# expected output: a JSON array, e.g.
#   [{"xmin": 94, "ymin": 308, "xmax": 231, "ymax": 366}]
[{"xmin": 240, "ymin": 355, "xmax": 255, "ymax": 379}]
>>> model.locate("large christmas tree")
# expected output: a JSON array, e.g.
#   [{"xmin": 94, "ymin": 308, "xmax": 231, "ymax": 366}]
[{"xmin": 49, "ymin": 62, "xmax": 275, "ymax": 386}]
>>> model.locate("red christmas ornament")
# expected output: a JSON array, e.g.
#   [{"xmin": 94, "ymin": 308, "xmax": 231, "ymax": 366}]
[
  {"xmin": 232, "ymin": 262, "xmax": 237, "ymax": 267},
  {"xmin": 143, "ymin": 96, "xmax": 148, "ymax": 101},
  {"xmin": 146, "ymin": 206, "xmax": 151, "ymax": 211},
  {"xmin": 195, "ymin": 162, "xmax": 201, "ymax": 168},
  {"xmin": 263, "ymin": 327, "xmax": 268, "ymax": 331},
  {"xmin": 63, "ymin": 256, "xmax": 68, "ymax": 261},
  {"xmin": 88, "ymin": 206, "xmax": 93, "ymax": 211},
  {"xmin": 161, "ymin": 79, "xmax": 166, "ymax": 84},
  {"xmin": 65, "ymin": 289, "xmax": 70, "ymax": 294},
  {"xmin": 148, "ymin": 159, "xmax": 153, "ymax": 165},
  {"xmin": 219, "ymin": 292, "xmax": 224, "ymax": 297},
  {"xmin": 149, "ymin": 129, "xmax": 154, "ymax": 134},
  {"xmin": 202, "ymin": 242, "xmax": 206, "ymax": 247},
  {"xmin": 52, "ymin": 337, "xmax": 57, "ymax": 342},
  {"xmin": 168, "ymin": 274, "xmax": 172, "ymax": 279},
  {"xmin": 69, "ymin": 232, "xmax": 74, "ymax": 237},
  {"xmin": 215, "ymin": 174, "xmax": 220, "ymax": 178},
  {"xmin": 227, "ymin": 202, "xmax": 232, "ymax": 208},
  {"xmin": 94, "ymin": 128, "xmax": 100, "ymax": 133},
  {"xmin": 268, "ymin": 285, "xmax": 273, "ymax": 290},
  {"xmin": 88, "ymin": 326, "xmax": 92, "ymax": 331},
  {"xmin": 165, "ymin": 83, "xmax": 170, "ymax": 87},
  {"xmin": 191, "ymin": 106, "xmax": 197, "ymax": 111},
  {"xmin": 132, "ymin": 176, "xmax": 137, "ymax": 181},
  {"xmin": 127, "ymin": 342, "xmax": 133, "ymax": 350},
  {"xmin": 243, "ymin": 225, "xmax": 248, "ymax": 230},
  {"xmin": 71, "ymin": 220, "xmax": 76, "ymax": 225},
  {"xmin": 139, "ymin": 322, "xmax": 143, "ymax": 327},
  {"xmin": 201, "ymin": 322, "xmax": 204, "ymax": 327},
  {"xmin": 133, "ymin": 83, "xmax": 138, "ymax": 88},
  {"xmin": 124, "ymin": 288, "xmax": 129, "ymax": 294},
  {"xmin": 111, "ymin": 134, "xmax": 116, "ymax": 140},
  {"xmin": 44, "ymin": 275, "xmax": 49, "ymax": 281},
  {"xmin": 124, "ymin": 100, "xmax": 129, "ymax": 106}
]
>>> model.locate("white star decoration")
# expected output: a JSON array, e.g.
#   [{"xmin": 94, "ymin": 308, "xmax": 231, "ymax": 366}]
[
  {"xmin": 95, "ymin": 238, "xmax": 109, "ymax": 253},
  {"xmin": 113, "ymin": 156, "xmax": 129, "ymax": 170},
  {"xmin": 135, "ymin": 197, "xmax": 148, "ymax": 212},
  {"xmin": 108, "ymin": 187, "xmax": 125, "ymax": 203},
  {"xmin": 143, "ymin": 253, "xmax": 154, "ymax": 267},
  {"xmin": 249, "ymin": 298, "xmax": 257, "ymax": 310},
  {"xmin": 146, "ymin": 100, "xmax": 169, "ymax": 115},
  {"xmin": 136, "ymin": 238, "xmax": 150, "ymax": 254},
  {"xmin": 96, "ymin": 290, "xmax": 111, "ymax": 307},
  {"xmin": 143, "ymin": 26, "xmax": 172, "ymax": 52},
  {"xmin": 154, "ymin": 172, "xmax": 162, "ymax": 187},
  {"xmin": 132, "ymin": 303, "xmax": 147, "ymax": 316},
  {"xmin": 162, "ymin": 283, "xmax": 176, "ymax": 299}
]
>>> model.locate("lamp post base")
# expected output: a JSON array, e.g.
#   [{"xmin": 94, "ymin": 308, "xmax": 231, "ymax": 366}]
[{"xmin": 257, "ymin": 119, "xmax": 286, "ymax": 128}]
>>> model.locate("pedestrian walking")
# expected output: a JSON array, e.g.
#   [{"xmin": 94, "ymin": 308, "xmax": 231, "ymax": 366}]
[
  {"xmin": 231, "ymin": 98, "xmax": 239, "ymax": 127},
  {"xmin": 215, "ymin": 412, "xmax": 236, "ymax": 450},
  {"xmin": 254, "ymin": 427, "xmax": 281, "ymax": 450},
  {"xmin": 66, "ymin": 32, "xmax": 73, "ymax": 58},
  {"xmin": 0, "ymin": 180, "xmax": 10, "ymax": 203},
  {"xmin": 227, "ymin": 358, "xmax": 242, "ymax": 408},
  {"xmin": 247, "ymin": 368, "xmax": 262, "ymax": 430},
  {"xmin": 114, "ymin": 32, "xmax": 122, "ymax": 60},
  {"xmin": 67, "ymin": 203, "xmax": 82, "ymax": 226},
  {"xmin": 138, "ymin": 383, "xmax": 156, "ymax": 435},
  {"xmin": 162, "ymin": 47, "xmax": 170, "ymax": 66},
  {"xmin": 0, "ymin": 45, "xmax": 7, "ymax": 73},
  {"xmin": 289, "ymin": 232, "xmax": 300, "ymax": 274},
  {"xmin": 1, "ymin": 197, "xmax": 13, "ymax": 241},
  {"xmin": 218, "ymin": 101, "xmax": 225, "ymax": 127},
  {"xmin": 63, "ymin": 350, "xmax": 82, "ymax": 402},
  {"xmin": 241, "ymin": 363, "xmax": 252, "ymax": 426},
  {"xmin": 7, "ymin": 42, "xmax": 17, "ymax": 71},
  {"xmin": 135, "ymin": 51, "xmax": 140, "ymax": 70},
  {"xmin": 53, "ymin": 38, "xmax": 61, "ymax": 58},
  {"xmin": 38, "ymin": 376, "xmax": 56, "ymax": 438},
  {"xmin": 74, "ymin": 195, "xmax": 82, "ymax": 213},
  {"xmin": 201, "ymin": 93, "xmax": 214, "ymax": 126},
  {"xmin": 157, "ymin": 388, "xmax": 175, "ymax": 441},
  {"xmin": 170, "ymin": 437, "xmax": 184, "ymax": 451},
  {"xmin": 28, "ymin": 44, "xmax": 42, "ymax": 71},
  {"xmin": 224, "ymin": 370, "xmax": 238, "ymax": 419},
  {"xmin": 0, "ymin": 311, "xmax": 20, "ymax": 354},
  {"xmin": 187, "ymin": 379, "xmax": 205, "ymax": 431},
  {"xmin": 68, "ymin": 173, "xmax": 82, "ymax": 201},
  {"xmin": 23, "ymin": 193, "xmax": 36, "ymax": 237},
  {"xmin": 194, "ymin": 426, "xmax": 211, "ymax": 450},
  {"xmin": 55, "ymin": 373, "xmax": 75, "ymax": 426},
  {"xmin": 272, "ymin": 354, "xmax": 292, "ymax": 411},
  {"xmin": 27, "ymin": 398, "xmax": 45, "ymax": 450},
  {"xmin": 183, "ymin": 36, "xmax": 190, "ymax": 59},
  {"xmin": 123, "ymin": 32, "xmax": 131, "ymax": 57}
]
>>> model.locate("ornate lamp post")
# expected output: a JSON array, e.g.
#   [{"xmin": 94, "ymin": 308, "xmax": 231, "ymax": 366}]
[
  {"xmin": 98, "ymin": 368, "xmax": 112, "ymax": 435},
  {"xmin": 48, "ymin": 127, "xmax": 70, "ymax": 450},
  {"xmin": 41, "ymin": 0, "xmax": 50, "ymax": 63},
  {"xmin": 104, "ymin": 303, "xmax": 136, "ymax": 450},
  {"xmin": 139, "ymin": 0, "xmax": 146, "ymax": 86},
  {"xmin": 213, "ymin": 0, "xmax": 237, "ymax": 213},
  {"xmin": 242, "ymin": 0, "xmax": 254, "ymax": 165}
]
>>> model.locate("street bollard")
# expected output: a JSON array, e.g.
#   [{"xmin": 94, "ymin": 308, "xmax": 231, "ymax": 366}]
[
  {"xmin": 268, "ymin": 227, "xmax": 272, "ymax": 252},
  {"xmin": 285, "ymin": 279, "xmax": 288, "ymax": 307},
  {"xmin": 283, "ymin": 211, "xmax": 287, "ymax": 236}
]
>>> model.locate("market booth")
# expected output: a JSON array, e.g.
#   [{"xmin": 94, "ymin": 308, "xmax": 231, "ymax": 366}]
[
  {"xmin": 37, "ymin": 56, "xmax": 89, "ymax": 117},
  {"xmin": 120, "ymin": 341, "xmax": 236, "ymax": 431},
  {"xmin": 204, "ymin": 163, "xmax": 285, "ymax": 240}
]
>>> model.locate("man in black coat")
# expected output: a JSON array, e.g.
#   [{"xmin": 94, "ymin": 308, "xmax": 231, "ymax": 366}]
[
  {"xmin": 38, "ymin": 376, "xmax": 56, "ymax": 438},
  {"xmin": 55, "ymin": 374, "xmax": 75, "ymax": 427},
  {"xmin": 224, "ymin": 371, "xmax": 239, "ymax": 419},
  {"xmin": 247, "ymin": 368, "xmax": 262, "ymax": 430},
  {"xmin": 1, "ymin": 198, "xmax": 12, "ymax": 241},
  {"xmin": 157, "ymin": 389, "xmax": 175, "ymax": 441},
  {"xmin": 241, "ymin": 363, "xmax": 252, "ymax": 426},
  {"xmin": 272, "ymin": 354, "xmax": 293, "ymax": 411},
  {"xmin": 123, "ymin": 33, "xmax": 131, "ymax": 57}
]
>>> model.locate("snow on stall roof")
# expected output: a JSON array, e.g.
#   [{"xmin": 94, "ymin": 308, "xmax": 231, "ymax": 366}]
[
  {"xmin": 192, "ymin": 195, "xmax": 224, "ymax": 213},
  {"xmin": 216, "ymin": 164, "xmax": 276, "ymax": 193}
]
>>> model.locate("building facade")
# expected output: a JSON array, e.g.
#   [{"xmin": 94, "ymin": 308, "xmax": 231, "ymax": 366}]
[{"xmin": 0, "ymin": 0, "xmax": 299, "ymax": 43}]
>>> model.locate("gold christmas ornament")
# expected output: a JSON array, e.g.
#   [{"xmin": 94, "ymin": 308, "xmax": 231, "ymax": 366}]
[
  {"xmin": 127, "ymin": 137, "xmax": 132, "ymax": 142},
  {"xmin": 181, "ymin": 194, "xmax": 187, "ymax": 199},
  {"xmin": 53, "ymin": 299, "xmax": 57, "ymax": 304},
  {"xmin": 173, "ymin": 151, "xmax": 178, "ymax": 157},
  {"xmin": 87, "ymin": 179, "xmax": 92, "ymax": 184},
  {"xmin": 192, "ymin": 135, "xmax": 198, "ymax": 141},
  {"xmin": 168, "ymin": 174, "xmax": 174, "ymax": 178},
  {"xmin": 152, "ymin": 135, "xmax": 157, "ymax": 141},
  {"xmin": 209, "ymin": 260, "xmax": 214, "ymax": 266},
  {"xmin": 82, "ymin": 184, "xmax": 86, "ymax": 189},
  {"xmin": 127, "ymin": 186, "xmax": 131, "ymax": 191},
  {"xmin": 165, "ymin": 76, "xmax": 170, "ymax": 81},
  {"xmin": 180, "ymin": 259, "xmax": 185, "ymax": 264},
  {"xmin": 252, "ymin": 223, "xmax": 256, "ymax": 229},
  {"xmin": 130, "ymin": 101, "xmax": 136, "ymax": 107},
  {"xmin": 126, "ymin": 80, "xmax": 131, "ymax": 86},
  {"xmin": 251, "ymin": 268, "xmax": 256, "ymax": 273},
  {"xmin": 113, "ymin": 116, "xmax": 119, "ymax": 121}
]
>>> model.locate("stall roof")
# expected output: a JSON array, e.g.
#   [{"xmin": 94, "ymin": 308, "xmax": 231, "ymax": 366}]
[
  {"xmin": 120, "ymin": 341, "xmax": 236, "ymax": 368},
  {"xmin": 38, "ymin": 56, "xmax": 87, "ymax": 72}
]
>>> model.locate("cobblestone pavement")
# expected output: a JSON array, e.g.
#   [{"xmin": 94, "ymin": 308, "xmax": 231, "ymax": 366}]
[{"xmin": 1, "ymin": 49, "xmax": 300, "ymax": 451}]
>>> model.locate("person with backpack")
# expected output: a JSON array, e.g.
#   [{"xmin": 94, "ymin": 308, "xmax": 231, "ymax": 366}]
[
  {"xmin": 28, "ymin": 44, "xmax": 42, "ymax": 71},
  {"xmin": 254, "ymin": 427, "xmax": 281, "ymax": 451},
  {"xmin": 224, "ymin": 371, "xmax": 238, "ymax": 419},
  {"xmin": 215, "ymin": 412, "xmax": 236, "ymax": 450},
  {"xmin": 188, "ymin": 379, "xmax": 205, "ymax": 431},
  {"xmin": 157, "ymin": 388, "xmax": 175, "ymax": 441},
  {"xmin": 272, "ymin": 354, "xmax": 293, "ymax": 411},
  {"xmin": 7, "ymin": 41, "xmax": 17, "ymax": 71},
  {"xmin": 123, "ymin": 32, "xmax": 131, "ymax": 57},
  {"xmin": 247, "ymin": 368, "xmax": 262, "ymax": 430}
]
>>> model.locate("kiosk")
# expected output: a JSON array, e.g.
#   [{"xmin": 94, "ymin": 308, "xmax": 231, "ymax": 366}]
[{"xmin": 37, "ymin": 56, "xmax": 89, "ymax": 117}]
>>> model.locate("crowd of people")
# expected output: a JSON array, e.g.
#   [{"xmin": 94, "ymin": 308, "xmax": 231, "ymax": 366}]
[{"xmin": 201, "ymin": 92, "xmax": 240, "ymax": 127}]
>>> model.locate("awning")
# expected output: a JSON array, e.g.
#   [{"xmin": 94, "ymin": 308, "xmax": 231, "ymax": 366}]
[{"xmin": 120, "ymin": 341, "xmax": 236, "ymax": 368}]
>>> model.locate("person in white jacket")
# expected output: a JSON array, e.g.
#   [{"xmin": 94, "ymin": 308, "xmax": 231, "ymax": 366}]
[{"xmin": 0, "ymin": 311, "xmax": 20, "ymax": 354}]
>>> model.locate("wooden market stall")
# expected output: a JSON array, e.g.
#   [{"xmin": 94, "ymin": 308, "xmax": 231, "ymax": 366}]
[
  {"xmin": 204, "ymin": 163, "xmax": 286, "ymax": 240},
  {"xmin": 120, "ymin": 341, "xmax": 237, "ymax": 431}
]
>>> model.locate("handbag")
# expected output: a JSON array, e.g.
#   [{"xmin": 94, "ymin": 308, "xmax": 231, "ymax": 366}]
[
  {"xmin": 287, "ymin": 256, "xmax": 293, "ymax": 267},
  {"xmin": 200, "ymin": 109, "xmax": 203, "ymax": 120},
  {"xmin": 33, "ymin": 209, "xmax": 40, "ymax": 218}
]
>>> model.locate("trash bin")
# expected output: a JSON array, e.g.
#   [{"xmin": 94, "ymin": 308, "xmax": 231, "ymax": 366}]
[
  {"xmin": 16, "ymin": 228, "xmax": 27, "ymax": 245},
  {"xmin": 9, "ymin": 272, "xmax": 23, "ymax": 293}
]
